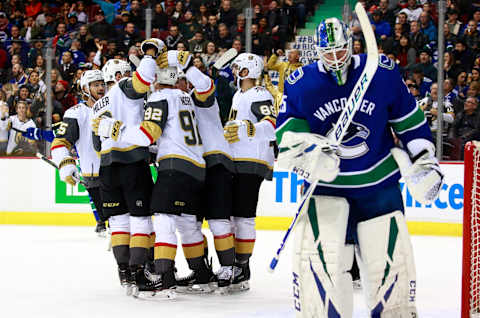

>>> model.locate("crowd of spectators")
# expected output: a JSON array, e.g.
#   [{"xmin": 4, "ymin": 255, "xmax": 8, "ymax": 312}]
[
  {"xmin": 355, "ymin": 0, "xmax": 480, "ymax": 159},
  {"xmin": 3, "ymin": 0, "xmax": 480, "ymax": 161},
  {"xmin": 0, "ymin": 0, "xmax": 319, "ymax": 156}
]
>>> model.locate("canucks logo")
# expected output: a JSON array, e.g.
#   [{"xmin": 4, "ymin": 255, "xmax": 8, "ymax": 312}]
[{"xmin": 327, "ymin": 121, "xmax": 370, "ymax": 159}]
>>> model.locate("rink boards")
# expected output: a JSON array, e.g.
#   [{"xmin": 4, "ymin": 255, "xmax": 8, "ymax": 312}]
[{"xmin": 0, "ymin": 158, "xmax": 463, "ymax": 236}]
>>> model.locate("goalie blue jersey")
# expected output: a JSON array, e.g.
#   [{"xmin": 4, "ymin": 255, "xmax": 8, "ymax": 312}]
[{"xmin": 276, "ymin": 54, "xmax": 433, "ymax": 197}]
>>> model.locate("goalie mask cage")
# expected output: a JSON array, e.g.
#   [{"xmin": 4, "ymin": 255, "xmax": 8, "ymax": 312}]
[{"xmin": 463, "ymin": 141, "xmax": 480, "ymax": 318}]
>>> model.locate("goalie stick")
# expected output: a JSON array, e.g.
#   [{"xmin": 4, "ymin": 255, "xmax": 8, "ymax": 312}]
[{"xmin": 269, "ymin": 2, "xmax": 379, "ymax": 271}]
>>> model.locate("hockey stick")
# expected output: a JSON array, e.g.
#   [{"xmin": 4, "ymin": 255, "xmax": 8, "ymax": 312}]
[
  {"xmin": 129, "ymin": 54, "xmax": 141, "ymax": 68},
  {"xmin": 35, "ymin": 152, "xmax": 86, "ymax": 186},
  {"xmin": 269, "ymin": 2, "xmax": 378, "ymax": 272}
]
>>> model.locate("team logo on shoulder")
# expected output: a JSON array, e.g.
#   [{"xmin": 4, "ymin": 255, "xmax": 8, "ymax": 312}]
[
  {"xmin": 287, "ymin": 68, "xmax": 304, "ymax": 85},
  {"xmin": 378, "ymin": 54, "xmax": 395, "ymax": 70},
  {"xmin": 327, "ymin": 121, "xmax": 370, "ymax": 159}
]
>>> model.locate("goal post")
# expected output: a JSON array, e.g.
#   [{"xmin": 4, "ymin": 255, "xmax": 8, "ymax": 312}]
[{"xmin": 463, "ymin": 141, "xmax": 480, "ymax": 318}]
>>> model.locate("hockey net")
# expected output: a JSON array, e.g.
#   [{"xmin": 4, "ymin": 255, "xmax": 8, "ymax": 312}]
[{"xmin": 463, "ymin": 141, "xmax": 480, "ymax": 318}]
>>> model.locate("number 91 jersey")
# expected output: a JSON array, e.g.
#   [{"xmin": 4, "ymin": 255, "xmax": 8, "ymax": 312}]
[
  {"xmin": 150, "ymin": 88, "xmax": 206, "ymax": 182},
  {"xmin": 229, "ymin": 86, "xmax": 276, "ymax": 179}
]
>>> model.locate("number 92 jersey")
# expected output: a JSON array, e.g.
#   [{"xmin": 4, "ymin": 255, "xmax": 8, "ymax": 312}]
[
  {"xmin": 148, "ymin": 88, "xmax": 206, "ymax": 182},
  {"xmin": 229, "ymin": 86, "xmax": 276, "ymax": 180}
]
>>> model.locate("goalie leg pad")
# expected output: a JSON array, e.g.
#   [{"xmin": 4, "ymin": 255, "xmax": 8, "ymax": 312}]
[
  {"xmin": 293, "ymin": 195, "xmax": 353, "ymax": 318},
  {"xmin": 356, "ymin": 211, "xmax": 418, "ymax": 317}
]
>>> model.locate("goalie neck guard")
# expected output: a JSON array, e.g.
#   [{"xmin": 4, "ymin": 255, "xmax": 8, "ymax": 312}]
[{"xmin": 314, "ymin": 18, "xmax": 353, "ymax": 86}]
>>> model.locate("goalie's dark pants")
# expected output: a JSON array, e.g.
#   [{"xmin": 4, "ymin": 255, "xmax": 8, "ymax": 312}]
[
  {"xmin": 99, "ymin": 160, "xmax": 153, "ymax": 218},
  {"xmin": 315, "ymin": 184, "xmax": 404, "ymax": 245}
]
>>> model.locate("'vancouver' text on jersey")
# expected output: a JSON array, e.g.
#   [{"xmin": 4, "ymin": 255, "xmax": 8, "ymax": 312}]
[{"xmin": 276, "ymin": 54, "xmax": 433, "ymax": 196}]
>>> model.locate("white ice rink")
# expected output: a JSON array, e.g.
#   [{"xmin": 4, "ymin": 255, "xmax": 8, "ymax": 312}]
[{"xmin": 0, "ymin": 226, "xmax": 461, "ymax": 318}]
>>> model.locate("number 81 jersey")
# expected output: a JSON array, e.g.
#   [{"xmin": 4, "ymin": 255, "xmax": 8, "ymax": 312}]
[{"xmin": 229, "ymin": 86, "xmax": 276, "ymax": 180}]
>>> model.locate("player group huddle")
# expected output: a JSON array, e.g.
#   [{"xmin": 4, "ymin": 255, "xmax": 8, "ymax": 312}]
[{"xmin": 49, "ymin": 7, "xmax": 443, "ymax": 318}]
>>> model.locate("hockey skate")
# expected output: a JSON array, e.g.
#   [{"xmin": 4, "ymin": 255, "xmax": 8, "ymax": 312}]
[
  {"xmin": 130, "ymin": 266, "xmax": 176, "ymax": 300},
  {"xmin": 213, "ymin": 266, "xmax": 233, "ymax": 295},
  {"xmin": 176, "ymin": 257, "xmax": 215, "ymax": 294},
  {"xmin": 118, "ymin": 264, "xmax": 130, "ymax": 288},
  {"xmin": 95, "ymin": 221, "xmax": 107, "ymax": 237},
  {"xmin": 230, "ymin": 261, "xmax": 250, "ymax": 292}
]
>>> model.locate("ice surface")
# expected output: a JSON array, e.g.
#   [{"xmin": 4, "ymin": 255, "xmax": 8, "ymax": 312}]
[{"xmin": 0, "ymin": 226, "xmax": 461, "ymax": 318}]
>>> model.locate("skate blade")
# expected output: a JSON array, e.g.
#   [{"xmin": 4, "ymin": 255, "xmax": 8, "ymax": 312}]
[
  {"xmin": 133, "ymin": 289, "xmax": 176, "ymax": 300},
  {"xmin": 215, "ymin": 286, "xmax": 231, "ymax": 295},
  {"xmin": 126, "ymin": 284, "xmax": 135, "ymax": 296},
  {"xmin": 175, "ymin": 283, "xmax": 214, "ymax": 294},
  {"xmin": 229, "ymin": 281, "xmax": 250, "ymax": 293}
]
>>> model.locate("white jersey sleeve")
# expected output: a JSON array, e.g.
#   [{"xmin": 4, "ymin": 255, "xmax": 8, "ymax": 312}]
[{"xmin": 229, "ymin": 86, "xmax": 276, "ymax": 179}]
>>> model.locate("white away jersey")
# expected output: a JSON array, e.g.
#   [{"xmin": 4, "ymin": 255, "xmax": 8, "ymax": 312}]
[
  {"xmin": 229, "ymin": 86, "xmax": 276, "ymax": 179},
  {"xmin": 6, "ymin": 115, "xmax": 36, "ymax": 155},
  {"xmin": 51, "ymin": 102, "xmax": 100, "ymax": 179},
  {"xmin": 91, "ymin": 78, "xmax": 149, "ymax": 166}
]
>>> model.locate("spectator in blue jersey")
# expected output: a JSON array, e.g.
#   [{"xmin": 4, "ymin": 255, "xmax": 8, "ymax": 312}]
[
  {"xmin": 66, "ymin": 13, "xmax": 82, "ymax": 33},
  {"xmin": 412, "ymin": 67, "xmax": 433, "ymax": 98},
  {"xmin": 52, "ymin": 23, "xmax": 72, "ymax": 58},
  {"xmin": 455, "ymin": 71, "xmax": 469, "ymax": 100},
  {"xmin": 69, "ymin": 39, "xmax": 86, "ymax": 66},
  {"xmin": 371, "ymin": 10, "xmax": 391, "ymax": 41},
  {"xmin": 5, "ymin": 25, "xmax": 25, "ymax": 52},
  {"xmin": 419, "ymin": 11, "xmax": 437, "ymax": 42},
  {"xmin": 9, "ymin": 63, "xmax": 27, "ymax": 86},
  {"xmin": 0, "ymin": 12, "xmax": 13, "ymax": 43}
]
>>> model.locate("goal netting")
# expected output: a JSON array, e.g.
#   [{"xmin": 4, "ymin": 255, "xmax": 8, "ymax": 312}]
[{"xmin": 463, "ymin": 141, "xmax": 480, "ymax": 318}]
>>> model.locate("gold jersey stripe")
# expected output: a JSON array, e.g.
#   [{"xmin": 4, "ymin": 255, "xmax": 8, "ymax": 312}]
[
  {"xmin": 130, "ymin": 235, "xmax": 150, "ymax": 249},
  {"xmin": 100, "ymin": 145, "xmax": 139, "ymax": 155},
  {"xmin": 157, "ymin": 154, "xmax": 206, "ymax": 168},
  {"xmin": 154, "ymin": 245, "xmax": 177, "ymax": 260},
  {"xmin": 51, "ymin": 138, "xmax": 72, "ymax": 151},
  {"xmin": 140, "ymin": 121, "xmax": 162, "ymax": 142},
  {"xmin": 112, "ymin": 233, "xmax": 130, "ymax": 247},
  {"xmin": 182, "ymin": 242, "xmax": 204, "ymax": 259},
  {"xmin": 132, "ymin": 71, "xmax": 151, "ymax": 94},
  {"xmin": 233, "ymin": 158, "xmax": 273, "ymax": 170},
  {"xmin": 193, "ymin": 81, "xmax": 215, "ymax": 102},
  {"xmin": 214, "ymin": 235, "xmax": 234, "ymax": 252},
  {"xmin": 235, "ymin": 240, "xmax": 255, "ymax": 254},
  {"xmin": 203, "ymin": 150, "xmax": 233, "ymax": 160},
  {"xmin": 82, "ymin": 173, "xmax": 99, "ymax": 177}
]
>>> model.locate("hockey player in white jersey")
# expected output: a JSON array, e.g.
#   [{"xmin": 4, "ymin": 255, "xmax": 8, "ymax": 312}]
[
  {"xmin": 91, "ymin": 40, "xmax": 166, "ymax": 295},
  {"xmin": 0, "ymin": 101, "xmax": 8, "ymax": 154},
  {"xmin": 276, "ymin": 17, "xmax": 443, "ymax": 317},
  {"xmin": 5, "ymin": 101, "xmax": 37, "ymax": 155},
  {"xmin": 50, "ymin": 69, "xmax": 108, "ymax": 235},
  {"xmin": 93, "ymin": 61, "xmax": 213, "ymax": 297},
  {"xmin": 224, "ymin": 53, "xmax": 276, "ymax": 291},
  {"xmin": 102, "ymin": 59, "xmax": 132, "ymax": 91},
  {"xmin": 158, "ymin": 50, "xmax": 237, "ymax": 292}
]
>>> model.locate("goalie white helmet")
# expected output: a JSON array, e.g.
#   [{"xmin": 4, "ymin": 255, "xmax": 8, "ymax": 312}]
[
  {"xmin": 314, "ymin": 18, "xmax": 353, "ymax": 86},
  {"xmin": 231, "ymin": 53, "xmax": 263, "ymax": 88},
  {"xmin": 102, "ymin": 59, "xmax": 129, "ymax": 84},
  {"xmin": 156, "ymin": 67, "xmax": 178, "ymax": 86},
  {"xmin": 80, "ymin": 69, "xmax": 104, "ymax": 100}
]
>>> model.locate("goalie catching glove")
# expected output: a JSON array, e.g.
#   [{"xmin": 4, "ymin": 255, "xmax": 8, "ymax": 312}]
[
  {"xmin": 59, "ymin": 158, "xmax": 80, "ymax": 187},
  {"xmin": 391, "ymin": 146, "xmax": 444, "ymax": 204},
  {"xmin": 224, "ymin": 120, "xmax": 255, "ymax": 143},
  {"xmin": 277, "ymin": 131, "xmax": 340, "ymax": 183},
  {"xmin": 92, "ymin": 116, "xmax": 123, "ymax": 142}
]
